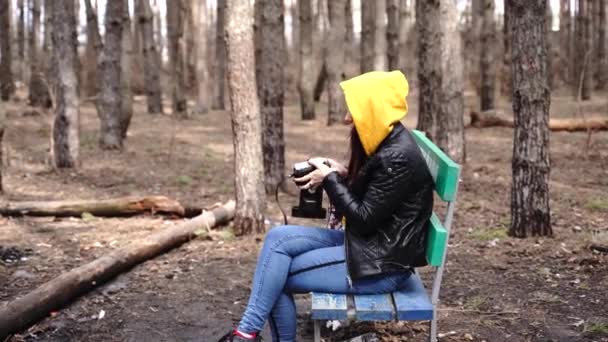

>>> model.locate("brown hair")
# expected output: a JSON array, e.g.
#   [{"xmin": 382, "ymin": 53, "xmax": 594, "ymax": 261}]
[{"xmin": 346, "ymin": 127, "xmax": 368, "ymax": 186}]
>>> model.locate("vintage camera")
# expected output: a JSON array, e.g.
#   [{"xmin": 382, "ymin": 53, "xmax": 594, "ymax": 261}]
[{"xmin": 291, "ymin": 161, "xmax": 328, "ymax": 219}]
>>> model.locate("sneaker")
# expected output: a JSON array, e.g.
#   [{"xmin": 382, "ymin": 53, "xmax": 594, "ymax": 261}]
[{"xmin": 217, "ymin": 329, "xmax": 262, "ymax": 342}]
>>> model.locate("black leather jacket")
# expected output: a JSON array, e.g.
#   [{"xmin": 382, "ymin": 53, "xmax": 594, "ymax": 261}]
[{"xmin": 323, "ymin": 124, "xmax": 434, "ymax": 280}]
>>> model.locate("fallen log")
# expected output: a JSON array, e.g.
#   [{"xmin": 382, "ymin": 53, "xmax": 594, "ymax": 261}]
[
  {"xmin": 469, "ymin": 111, "xmax": 608, "ymax": 132},
  {"xmin": 0, "ymin": 196, "xmax": 188, "ymax": 217},
  {"xmin": 0, "ymin": 200, "xmax": 235, "ymax": 339}
]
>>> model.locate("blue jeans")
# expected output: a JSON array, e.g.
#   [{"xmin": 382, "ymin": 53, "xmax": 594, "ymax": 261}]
[{"xmin": 237, "ymin": 225, "xmax": 412, "ymax": 342}]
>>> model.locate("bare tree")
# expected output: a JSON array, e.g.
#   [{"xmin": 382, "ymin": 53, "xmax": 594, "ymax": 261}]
[
  {"xmin": 546, "ymin": 1, "xmax": 553, "ymax": 90},
  {"xmin": 84, "ymin": 0, "xmax": 102, "ymax": 97},
  {"xmin": 97, "ymin": 0, "xmax": 124, "ymax": 149},
  {"xmin": 184, "ymin": 0, "xmax": 197, "ymax": 93},
  {"xmin": 28, "ymin": 0, "xmax": 51, "ymax": 107},
  {"xmin": 194, "ymin": 0, "xmax": 210, "ymax": 114},
  {"xmin": 120, "ymin": 0, "xmax": 133, "ymax": 138},
  {"xmin": 374, "ymin": 0, "xmax": 387, "ymax": 70},
  {"xmin": 136, "ymin": 0, "xmax": 163, "ymax": 114},
  {"xmin": 387, "ymin": 0, "xmax": 400, "ymax": 71},
  {"xmin": 51, "ymin": 0, "xmax": 80, "ymax": 168},
  {"xmin": 167, "ymin": 0, "xmax": 187, "ymax": 118},
  {"xmin": 361, "ymin": 0, "xmax": 375, "ymax": 72},
  {"xmin": 596, "ymin": 0, "xmax": 606, "ymax": 89},
  {"xmin": 298, "ymin": 0, "xmax": 315, "ymax": 120},
  {"xmin": 398, "ymin": 0, "xmax": 414, "ymax": 75},
  {"xmin": 225, "ymin": 0, "xmax": 266, "ymax": 235},
  {"xmin": 17, "ymin": 0, "xmax": 25, "ymax": 81},
  {"xmin": 344, "ymin": 0, "xmax": 354, "ymax": 77},
  {"xmin": 510, "ymin": 0, "xmax": 552, "ymax": 238},
  {"xmin": 416, "ymin": 0, "xmax": 441, "ymax": 141},
  {"xmin": 0, "ymin": 0, "xmax": 15, "ymax": 101},
  {"xmin": 213, "ymin": 0, "xmax": 227, "ymax": 110},
  {"xmin": 480, "ymin": 0, "xmax": 496, "ymax": 111},
  {"xmin": 502, "ymin": 0, "xmax": 512, "ymax": 95},
  {"xmin": 326, "ymin": 0, "xmax": 347, "ymax": 126},
  {"xmin": 560, "ymin": 0, "xmax": 571, "ymax": 85},
  {"xmin": 576, "ymin": 0, "xmax": 592, "ymax": 99},
  {"xmin": 255, "ymin": 0, "xmax": 286, "ymax": 193}
]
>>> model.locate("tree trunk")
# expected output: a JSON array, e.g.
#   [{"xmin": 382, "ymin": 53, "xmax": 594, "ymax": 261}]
[
  {"xmin": 437, "ymin": 0, "xmax": 466, "ymax": 164},
  {"xmin": 0, "ymin": 201, "xmax": 235, "ymax": 341},
  {"xmin": 502, "ymin": 0, "xmax": 512, "ymax": 96},
  {"xmin": 0, "ymin": 196, "xmax": 186, "ymax": 217},
  {"xmin": 576, "ymin": 0, "xmax": 592, "ymax": 99},
  {"xmin": 131, "ymin": 1, "xmax": 145, "ymax": 95},
  {"xmin": 17, "ymin": 0, "xmax": 25, "ymax": 81},
  {"xmin": 596, "ymin": 0, "xmax": 606, "ymax": 89},
  {"xmin": 344, "ymin": 0, "xmax": 354, "ymax": 78},
  {"xmin": 398, "ymin": 0, "xmax": 413, "ymax": 76},
  {"xmin": 194, "ymin": 0, "xmax": 210, "ymax": 114},
  {"xmin": 326, "ymin": 0, "xmax": 347, "ymax": 126},
  {"xmin": 480, "ymin": 0, "xmax": 496, "ymax": 111},
  {"xmin": 510, "ymin": 0, "xmax": 552, "ymax": 238},
  {"xmin": 387, "ymin": 0, "xmax": 400, "ymax": 71},
  {"xmin": 415, "ymin": 0, "xmax": 441, "ymax": 141},
  {"xmin": 167, "ymin": 0, "xmax": 188, "ymax": 118},
  {"xmin": 212, "ymin": 0, "xmax": 227, "ymax": 110},
  {"xmin": 225, "ymin": 0, "xmax": 266, "ymax": 235},
  {"xmin": 313, "ymin": 62, "xmax": 327, "ymax": 102},
  {"xmin": 84, "ymin": 0, "xmax": 102, "ymax": 97},
  {"xmin": 184, "ymin": 0, "xmax": 197, "ymax": 94},
  {"xmin": 0, "ymin": 0, "xmax": 15, "ymax": 101},
  {"xmin": 361, "ymin": 0, "xmax": 375, "ymax": 72},
  {"xmin": 28, "ymin": 0, "xmax": 50, "ymax": 107},
  {"xmin": 51, "ymin": 0, "xmax": 79, "ymax": 168},
  {"xmin": 120, "ymin": 0, "xmax": 133, "ymax": 139},
  {"xmin": 559, "ymin": 0, "xmax": 571, "ymax": 85},
  {"xmin": 374, "ymin": 0, "xmax": 387, "ymax": 71},
  {"xmin": 97, "ymin": 0, "xmax": 124, "ymax": 150},
  {"xmin": 136, "ymin": 0, "xmax": 163, "ymax": 114},
  {"xmin": 290, "ymin": 0, "xmax": 300, "ymax": 67},
  {"xmin": 255, "ymin": 0, "xmax": 286, "ymax": 194},
  {"xmin": 298, "ymin": 0, "xmax": 315, "ymax": 120}
]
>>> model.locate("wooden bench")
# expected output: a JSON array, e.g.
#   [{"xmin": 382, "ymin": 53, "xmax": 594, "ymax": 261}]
[{"xmin": 311, "ymin": 130, "xmax": 461, "ymax": 342}]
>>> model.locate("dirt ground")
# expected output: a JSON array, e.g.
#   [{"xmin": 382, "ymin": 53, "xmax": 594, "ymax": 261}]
[{"xmin": 1, "ymin": 89, "xmax": 607, "ymax": 342}]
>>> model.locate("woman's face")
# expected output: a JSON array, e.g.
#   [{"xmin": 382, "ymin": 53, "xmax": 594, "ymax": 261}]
[{"xmin": 343, "ymin": 112, "xmax": 353, "ymax": 125}]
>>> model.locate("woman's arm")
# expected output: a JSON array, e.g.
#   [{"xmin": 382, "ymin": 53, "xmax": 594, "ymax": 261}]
[{"xmin": 320, "ymin": 153, "xmax": 412, "ymax": 236}]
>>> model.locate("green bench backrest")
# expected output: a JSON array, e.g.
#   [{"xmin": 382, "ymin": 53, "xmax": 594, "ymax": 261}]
[{"xmin": 411, "ymin": 130, "xmax": 461, "ymax": 267}]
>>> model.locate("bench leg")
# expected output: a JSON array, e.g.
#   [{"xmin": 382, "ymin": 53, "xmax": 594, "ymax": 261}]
[
  {"xmin": 313, "ymin": 320, "xmax": 321, "ymax": 342},
  {"xmin": 429, "ymin": 317, "xmax": 438, "ymax": 342}
]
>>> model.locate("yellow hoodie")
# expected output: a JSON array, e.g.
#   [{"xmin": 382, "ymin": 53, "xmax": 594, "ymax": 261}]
[{"xmin": 339, "ymin": 71, "xmax": 409, "ymax": 156}]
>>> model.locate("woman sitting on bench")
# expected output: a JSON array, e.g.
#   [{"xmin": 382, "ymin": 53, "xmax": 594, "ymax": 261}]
[{"xmin": 219, "ymin": 71, "xmax": 435, "ymax": 342}]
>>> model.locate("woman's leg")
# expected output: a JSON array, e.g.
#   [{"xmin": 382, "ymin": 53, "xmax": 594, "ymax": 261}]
[
  {"xmin": 236, "ymin": 225, "xmax": 344, "ymax": 335},
  {"xmin": 269, "ymin": 245, "xmax": 412, "ymax": 341}
]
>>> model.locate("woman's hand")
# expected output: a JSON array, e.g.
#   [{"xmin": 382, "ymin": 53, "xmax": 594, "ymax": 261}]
[
  {"xmin": 294, "ymin": 158, "xmax": 338, "ymax": 190},
  {"xmin": 326, "ymin": 158, "xmax": 348, "ymax": 177}
]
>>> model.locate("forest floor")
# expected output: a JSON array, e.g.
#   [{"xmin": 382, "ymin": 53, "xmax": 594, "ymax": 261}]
[{"xmin": 1, "ymin": 89, "xmax": 607, "ymax": 342}]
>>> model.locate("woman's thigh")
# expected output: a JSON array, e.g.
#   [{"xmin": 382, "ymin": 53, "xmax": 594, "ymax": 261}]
[{"xmin": 284, "ymin": 245, "xmax": 411, "ymax": 295}]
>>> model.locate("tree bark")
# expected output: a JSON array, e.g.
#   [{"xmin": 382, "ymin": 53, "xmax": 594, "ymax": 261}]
[
  {"xmin": 313, "ymin": 62, "xmax": 327, "ymax": 102},
  {"xmin": 502, "ymin": 0, "xmax": 512, "ymax": 96},
  {"xmin": 0, "ymin": 201, "xmax": 236, "ymax": 340},
  {"xmin": 559, "ymin": 0, "xmax": 571, "ymax": 85},
  {"xmin": 255, "ymin": 0, "xmax": 286, "ymax": 194},
  {"xmin": 0, "ymin": 0, "xmax": 15, "ymax": 101},
  {"xmin": 510, "ymin": 0, "xmax": 552, "ymax": 238},
  {"xmin": 167, "ymin": 0, "xmax": 188, "ymax": 118},
  {"xmin": 225, "ymin": 0, "xmax": 266, "ymax": 235},
  {"xmin": 470, "ymin": 110, "xmax": 608, "ymax": 131},
  {"xmin": 398, "ymin": 0, "xmax": 414, "ymax": 76},
  {"xmin": 344, "ymin": 0, "xmax": 354, "ymax": 78},
  {"xmin": 17, "ymin": 0, "xmax": 25, "ymax": 81},
  {"xmin": 361, "ymin": 0, "xmax": 376, "ymax": 72},
  {"xmin": 298, "ymin": 0, "xmax": 315, "ymax": 120},
  {"xmin": 84, "ymin": 0, "xmax": 102, "ymax": 97},
  {"xmin": 51, "ymin": 0, "xmax": 79, "ymax": 168},
  {"xmin": 437, "ymin": 0, "xmax": 466, "ymax": 164},
  {"xmin": 131, "ymin": 1, "xmax": 145, "ymax": 95},
  {"xmin": 0, "ymin": 123, "xmax": 4, "ymax": 193},
  {"xmin": 136, "ymin": 0, "xmax": 163, "ymax": 114},
  {"xmin": 28, "ymin": 0, "xmax": 50, "ymax": 107},
  {"xmin": 546, "ymin": 1, "xmax": 553, "ymax": 90},
  {"xmin": 97, "ymin": 0, "xmax": 124, "ymax": 150},
  {"xmin": 576, "ymin": 0, "xmax": 592, "ymax": 99},
  {"xmin": 326, "ymin": 0, "xmax": 347, "ymax": 126},
  {"xmin": 0, "ymin": 196, "xmax": 187, "ymax": 217},
  {"xmin": 387, "ymin": 0, "xmax": 400, "ymax": 71},
  {"xmin": 120, "ymin": 0, "xmax": 133, "ymax": 139},
  {"xmin": 194, "ymin": 0, "xmax": 210, "ymax": 114},
  {"xmin": 374, "ymin": 0, "xmax": 387, "ymax": 71},
  {"xmin": 416, "ymin": 0, "xmax": 441, "ymax": 141},
  {"xmin": 480, "ymin": 0, "xmax": 496, "ymax": 111},
  {"xmin": 596, "ymin": 0, "xmax": 606, "ymax": 89},
  {"xmin": 184, "ymin": 0, "xmax": 197, "ymax": 94},
  {"xmin": 212, "ymin": 0, "xmax": 227, "ymax": 110}
]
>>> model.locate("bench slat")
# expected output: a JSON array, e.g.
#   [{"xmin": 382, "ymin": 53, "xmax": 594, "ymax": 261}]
[
  {"xmin": 392, "ymin": 273, "xmax": 434, "ymax": 320},
  {"xmin": 311, "ymin": 293, "xmax": 348, "ymax": 320},
  {"xmin": 353, "ymin": 293, "xmax": 395, "ymax": 321},
  {"xmin": 426, "ymin": 212, "xmax": 448, "ymax": 266}
]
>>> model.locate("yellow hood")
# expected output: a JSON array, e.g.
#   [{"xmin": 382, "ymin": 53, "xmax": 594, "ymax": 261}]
[{"xmin": 340, "ymin": 71, "xmax": 409, "ymax": 156}]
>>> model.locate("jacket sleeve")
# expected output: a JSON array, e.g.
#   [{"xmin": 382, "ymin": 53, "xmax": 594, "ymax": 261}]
[{"xmin": 322, "ymin": 152, "xmax": 412, "ymax": 236}]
